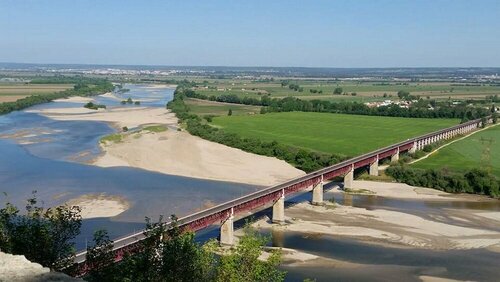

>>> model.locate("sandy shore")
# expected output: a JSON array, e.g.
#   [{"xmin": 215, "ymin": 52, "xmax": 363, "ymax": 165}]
[
  {"xmin": 348, "ymin": 180, "xmax": 454, "ymax": 200},
  {"xmin": 95, "ymin": 129, "xmax": 305, "ymax": 186},
  {"xmin": 65, "ymin": 193, "xmax": 130, "ymax": 219},
  {"xmin": 33, "ymin": 102, "xmax": 304, "ymax": 185},
  {"xmin": 32, "ymin": 106, "xmax": 178, "ymax": 129},
  {"xmin": 253, "ymin": 181, "xmax": 500, "ymax": 251},
  {"xmin": 53, "ymin": 95, "xmax": 96, "ymax": 103}
]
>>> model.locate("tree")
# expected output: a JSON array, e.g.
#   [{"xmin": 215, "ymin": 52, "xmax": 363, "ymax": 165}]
[
  {"xmin": 492, "ymin": 112, "xmax": 498, "ymax": 124},
  {"xmin": 481, "ymin": 116, "xmax": 487, "ymax": 128},
  {"xmin": 86, "ymin": 230, "xmax": 116, "ymax": 282},
  {"xmin": 216, "ymin": 225, "xmax": 285, "ymax": 282},
  {"xmin": 127, "ymin": 97, "xmax": 133, "ymax": 104},
  {"xmin": 333, "ymin": 87, "xmax": 343, "ymax": 95},
  {"xmin": 0, "ymin": 192, "xmax": 82, "ymax": 270},
  {"xmin": 397, "ymin": 90, "xmax": 410, "ymax": 100},
  {"xmin": 228, "ymin": 109, "xmax": 233, "ymax": 116}
]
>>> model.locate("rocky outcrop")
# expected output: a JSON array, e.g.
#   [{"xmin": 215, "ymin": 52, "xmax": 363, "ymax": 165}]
[{"xmin": 0, "ymin": 252, "xmax": 80, "ymax": 282}]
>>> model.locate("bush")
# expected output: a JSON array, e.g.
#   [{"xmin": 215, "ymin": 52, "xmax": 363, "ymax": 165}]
[{"xmin": 386, "ymin": 165, "xmax": 499, "ymax": 198}]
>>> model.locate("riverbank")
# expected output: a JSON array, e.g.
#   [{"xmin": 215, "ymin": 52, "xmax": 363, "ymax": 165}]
[
  {"xmin": 94, "ymin": 128, "xmax": 305, "ymax": 186},
  {"xmin": 245, "ymin": 180, "xmax": 500, "ymax": 280},
  {"xmin": 32, "ymin": 99, "xmax": 304, "ymax": 186},
  {"xmin": 252, "ymin": 180, "xmax": 500, "ymax": 250}
]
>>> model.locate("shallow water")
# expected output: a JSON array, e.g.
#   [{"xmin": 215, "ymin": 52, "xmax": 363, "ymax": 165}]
[
  {"xmin": 275, "ymin": 231, "xmax": 500, "ymax": 282},
  {"xmin": 0, "ymin": 84, "xmax": 258, "ymax": 248}
]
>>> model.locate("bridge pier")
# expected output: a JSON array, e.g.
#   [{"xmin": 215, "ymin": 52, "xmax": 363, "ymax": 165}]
[
  {"xmin": 391, "ymin": 148, "xmax": 400, "ymax": 163},
  {"xmin": 272, "ymin": 190, "xmax": 285, "ymax": 224},
  {"xmin": 409, "ymin": 141, "xmax": 417, "ymax": 154},
  {"xmin": 220, "ymin": 210, "xmax": 234, "ymax": 246},
  {"xmin": 369, "ymin": 156, "xmax": 379, "ymax": 176},
  {"xmin": 311, "ymin": 182, "xmax": 324, "ymax": 205},
  {"xmin": 344, "ymin": 165, "xmax": 354, "ymax": 189}
]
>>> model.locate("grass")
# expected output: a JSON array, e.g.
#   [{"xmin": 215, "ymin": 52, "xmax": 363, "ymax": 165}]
[
  {"xmin": 212, "ymin": 112, "xmax": 459, "ymax": 156},
  {"xmin": 412, "ymin": 125, "xmax": 500, "ymax": 178},
  {"xmin": 143, "ymin": 125, "xmax": 168, "ymax": 133},
  {"xmin": 100, "ymin": 133, "xmax": 123, "ymax": 144},
  {"xmin": 185, "ymin": 98, "xmax": 261, "ymax": 116}
]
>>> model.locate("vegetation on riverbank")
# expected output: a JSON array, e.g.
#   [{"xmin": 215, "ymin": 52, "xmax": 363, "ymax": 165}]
[
  {"xmin": 143, "ymin": 125, "xmax": 168, "ymax": 132},
  {"xmin": 386, "ymin": 165, "xmax": 499, "ymax": 198},
  {"xmin": 83, "ymin": 101, "xmax": 106, "ymax": 110},
  {"xmin": 100, "ymin": 134, "xmax": 123, "ymax": 144},
  {"xmin": 0, "ymin": 77, "xmax": 114, "ymax": 115}
]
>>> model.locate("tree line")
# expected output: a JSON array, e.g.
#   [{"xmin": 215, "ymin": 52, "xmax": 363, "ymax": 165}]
[
  {"xmin": 0, "ymin": 78, "xmax": 115, "ymax": 115},
  {"xmin": 178, "ymin": 86, "xmax": 493, "ymax": 120},
  {"xmin": 167, "ymin": 84, "xmax": 348, "ymax": 172},
  {"xmin": 386, "ymin": 165, "xmax": 499, "ymax": 198}
]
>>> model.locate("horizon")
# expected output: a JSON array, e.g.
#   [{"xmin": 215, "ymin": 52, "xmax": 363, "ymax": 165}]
[
  {"xmin": 2, "ymin": 62, "xmax": 500, "ymax": 70},
  {"xmin": 1, "ymin": 0, "xmax": 499, "ymax": 67}
]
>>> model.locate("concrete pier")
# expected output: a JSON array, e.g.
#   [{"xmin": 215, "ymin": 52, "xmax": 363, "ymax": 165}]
[
  {"xmin": 391, "ymin": 148, "xmax": 400, "ymax": 163},
  {"xmin": 369, "ymin": 156, "xmax": 379, "ymax": 176},
  {"xmin": 344, "ymin": 165, "xmax": 354, "ymax": 189},
  {"xmin": 220, "ymin": 213, "xmax": 234, "ymax": 246},
  {"xmin": 311, "ymin": 182, "xmax": 324, "ymax": 205},
  {"xmin": 272, "ymin": 191, "xmax": 285, "ymax": 223}
]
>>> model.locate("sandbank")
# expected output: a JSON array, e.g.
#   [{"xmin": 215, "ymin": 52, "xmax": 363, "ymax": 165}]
[
  {"xmin": 94, "ymin": 129, "xmax": 305, "ymax": 186},
  {"xmin": 65, "ymin": 193, "xmax": 130, "ymax": 219},
  {"xmin": 33, "ymin": 106, "xmax": 178, "ymax": 128},
  {"xmin": 253, "ymin": 181, "xmax": 500, "ymax": 250}
]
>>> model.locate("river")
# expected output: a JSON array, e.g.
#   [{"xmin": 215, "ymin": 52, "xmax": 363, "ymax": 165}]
[{"xmin": 0, "ymin": 84, "xmax": 258, "ymax": 248}]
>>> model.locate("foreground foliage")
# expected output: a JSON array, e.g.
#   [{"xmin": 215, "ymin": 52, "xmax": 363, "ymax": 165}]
[
  {"xmin": 84, "ymin": 216, "xmax": 285, "ymax": 282},
  {"xmin": 0, "ymin": 192, "xmax": 82, "ymax": 270}
]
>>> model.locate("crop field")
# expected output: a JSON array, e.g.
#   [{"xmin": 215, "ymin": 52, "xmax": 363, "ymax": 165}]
[
  {"xmin": 185, "ymin": 98, "xmax": 261, "ymax": 116},
  {"xmin": 412, "ymin": 124, "xmax": 500, "ymax": 177},
  {"xmin": 191, "ymin": 79, "xmax": 500, "ymax": 103},
  {"xmin": 212, "ymin": 112, "xmax": 459, "ymax": 156},
  {"xmin": 0, "ymin": 83, "xmax": 73, "ymax": 102}
]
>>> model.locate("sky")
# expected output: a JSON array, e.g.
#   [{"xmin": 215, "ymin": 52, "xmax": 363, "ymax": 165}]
[{"xmin": 1, "ymin": 0, "xmax": 499, "ymax": 67}]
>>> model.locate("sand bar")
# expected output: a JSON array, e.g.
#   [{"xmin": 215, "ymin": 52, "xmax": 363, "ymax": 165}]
[
  {"xmin": 95, "ymin": 129, "xmax": 305, "ymax": 186},
  {"xmin": 65, "ymin": 193, "xmax": 130, "ymax": 219}
]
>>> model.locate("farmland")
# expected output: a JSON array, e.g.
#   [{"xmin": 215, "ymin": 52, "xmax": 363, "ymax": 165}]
[
  {"xmin": 192, "ymin": 79, "xmax": 500, "ymax": 103},
  {"xmin": 412, "ymin": 124, "xmax": 500, "ymax": 178},
  {"xmin": 0, "ymin": 83, "xmax": 73, "ymax": 102},
  {"xmin": 185, "ymin": 98, "xmax": 261, "ymax": 116},
  {"xmin": 211, "ymin": 112, "xmax": 459, "ymax": 156}
]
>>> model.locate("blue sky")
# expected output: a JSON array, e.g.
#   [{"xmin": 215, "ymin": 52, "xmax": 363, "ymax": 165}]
[{"xmin": 1, "ymin": 0, "xmax": 499, "ymax": 67}]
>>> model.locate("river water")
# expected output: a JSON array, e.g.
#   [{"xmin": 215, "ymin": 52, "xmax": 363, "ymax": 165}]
[{"xmin": 0, "ymin": 84, "xmax": 258, "ymax": 248}]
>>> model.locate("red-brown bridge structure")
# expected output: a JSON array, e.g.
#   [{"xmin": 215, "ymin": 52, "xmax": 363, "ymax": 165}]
[{"xmin": 73, "ymin": 116, "xmax": 492, "ymax": 271}]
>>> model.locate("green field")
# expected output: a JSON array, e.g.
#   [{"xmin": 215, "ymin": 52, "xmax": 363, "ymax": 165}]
[
  {"xmin": 212, "ymin": 112, "xmax": 459, "ymax": 156},
  {"xmin": 413, "ymin": 125, "xmax": 500, "ymax": 177},
  {"xmin": 185, "ymin": 98, "xmax": 261, "ymax": 116}
]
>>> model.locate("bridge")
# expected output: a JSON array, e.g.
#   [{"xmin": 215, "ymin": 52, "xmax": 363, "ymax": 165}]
[{"xmin": 74, "ymin": 116, "xmax": 491, "ymax": 270}]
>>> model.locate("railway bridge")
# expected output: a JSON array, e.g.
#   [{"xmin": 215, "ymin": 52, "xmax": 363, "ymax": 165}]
[{"xmin": 74, "ymin": 116, "xmax": 491, "ymax": 270}]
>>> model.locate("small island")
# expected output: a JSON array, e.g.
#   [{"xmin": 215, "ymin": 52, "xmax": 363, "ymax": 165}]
[{"xmin": 83, "ymin": 101, "xmax": 106, "ymax": 110}]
